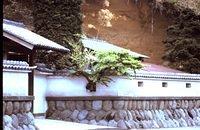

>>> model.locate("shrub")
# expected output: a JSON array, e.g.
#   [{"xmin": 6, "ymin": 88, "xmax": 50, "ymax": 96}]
[{"xmin": 68, "ymin": 41, "xmax": 142, "ymax": 92}]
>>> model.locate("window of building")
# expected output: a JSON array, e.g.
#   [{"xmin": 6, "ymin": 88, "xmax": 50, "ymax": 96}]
[
  {"xmin": 162, "ymin": 82, "xmax": 168, "ymax": 87},
  {"xmin": 186, "ymin": 83, "xmax": 191, "ymax": 88},
  {"xmin": 138, "ymin": 81, "xmax": 143, "ymax": 87}
]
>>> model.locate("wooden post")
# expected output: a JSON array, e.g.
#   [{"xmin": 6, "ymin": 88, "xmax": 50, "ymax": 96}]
[
  {"xmin": 28, "ymin": 48, "xmax": 35, "ymax": 112},
  {"xmin": 3, "ymin": 44, "xmax": 8, "ymax": 60}
]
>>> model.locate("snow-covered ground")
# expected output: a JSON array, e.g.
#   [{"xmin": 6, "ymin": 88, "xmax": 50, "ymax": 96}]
[
  {"xmin": 35, "ymin": 119, "xmax": 200, "ymax": 130},
  {"xmin": 35, "ymin": 119, "xmax": 115, "ymax": 130},
  {"xmin": 153, "ymin": 127, "xmax": 200, "ymax": 130}
]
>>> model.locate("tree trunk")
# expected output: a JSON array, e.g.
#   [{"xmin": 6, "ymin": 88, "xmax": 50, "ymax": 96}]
[{"xmin": 86, "ymin": 81, "xmax": 97, "ymax": 92}]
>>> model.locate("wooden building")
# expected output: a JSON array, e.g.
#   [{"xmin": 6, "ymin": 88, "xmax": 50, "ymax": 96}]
[{"xmin": 3, "ymin": 19, "xmax": 69, "ymax": 111}]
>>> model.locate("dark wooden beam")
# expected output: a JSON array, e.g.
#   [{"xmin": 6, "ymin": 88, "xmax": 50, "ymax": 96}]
[
  {"xmin": 28, "ymin": 48, "xmax": 36, "ymax": 112},
  {"xmin": 3, "ymin": 96, "xmax": 34, "ymax": 101}
]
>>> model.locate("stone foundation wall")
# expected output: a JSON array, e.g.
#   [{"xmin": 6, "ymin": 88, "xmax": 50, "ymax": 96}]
[
  {"xmin": 3, "ymin": 96, "xmax": 37, "ymax": 130},
  {"xmin": 46, "ymin": 96, "xmax": 200, "ymax": 129}
]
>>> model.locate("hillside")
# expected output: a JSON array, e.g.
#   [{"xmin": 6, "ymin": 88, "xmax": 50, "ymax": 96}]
[
  {"xmin": 81, "ymin": 0, "xmax": 171, "ymax": 65},
  {"xmin": 3, "ymin": 0, "xmax": 200, "ymax": 73},
  {"xmin": 160, "ymin": 0, "xmax": 200, "ymax": 15}
]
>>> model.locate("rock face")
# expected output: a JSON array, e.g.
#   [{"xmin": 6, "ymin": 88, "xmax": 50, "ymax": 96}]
[
  {"xmin": 70, "ymin": 110, "xmax": 79, "ymax": 120},
  {"xmin": 76, "ymin": 101, "xmax": 85, "ymax": 110},
  {"xmin": 98, "ymin": 120, "xmax": 108, "ymax": 126},
  {"xmin": 48, "ymin": 101, "xmax": 56, "ymax": 110},
  {"xmin": 78, "ymin": 110, "xmax": 88, "ymax": 120},
  {"xmin": 47, "ymin": 98, "xmax": 200, "ymax": 129},
  {"xmin": 3, "ymin": 100, "xmax": 36, "ymax": 130},
  {"xmin": 13, "ymin": 102, "xmax": 20, "ymax": 114},
  {"xmin": 89, "ymin": 119, "xmax": 97, "ymax": 125},
  {"xmin": 5, "ymin": 102, "xmax": 13, "ymax": 115},
  {"xmin": 60, "ymin": 110, "xmax": 72, "ymax": 120},
  {"xmin": 3, "ymin": 101, "xmax": 6, "ymax": 115},
  {"xmin": 96, "ymin": 110, "xmax": 106, "ymax": 121},
  {"xmin": 87, "ymin": 110, "xmax": 96, "ymax": 120},
  {"xmin": 85, "ymin": 101, "xmax": 92, "ymax": 110},
  {"xmin": 113, "ymin": 101, "xmax": 124, "ymax": 110},
  {"xmin": 66, "ymin": 101, "xmax": 76, "ymax": 111},
  {"xmin": 117, "ymin": 120, "xmax": 127, "ymax": 129},
  {"xmin": 92, "ymin": 101, "xmax": 102, "ymax": 110},
  {"xmin": 56, "ymin": 101, "xmax": 66, "ymax": 111},
  {"xmin": 103, "ymin": 101, "xmax": 112, "ymax": 111},
  {"xmin": 24, "ymin": 102, "xmax": 32, "ymax": 112},
  {"xmin": 11, "ymin": 114, "xmax": 19, "ymax": 128},
  {"xmin": 108, "ymin": 119, "xmax": 118, "ymax": 127}
]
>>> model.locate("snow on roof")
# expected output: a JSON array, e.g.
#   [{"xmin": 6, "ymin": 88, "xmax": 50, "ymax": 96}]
[
  {"xmin": 81, "ymin": 37, "xmax": 149, "ymax": 59},
  {"xmin": 3, "ymin": 19, "xmax": 69, "ymax": 52}
]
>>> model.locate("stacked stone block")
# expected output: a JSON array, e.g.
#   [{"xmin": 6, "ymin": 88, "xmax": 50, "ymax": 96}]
[
  {"xmin": 46, "ymin": 98, "xmax": 200, "ymax": 129},
  {"xmin": 3, "ymin": 98, "xmax": 37, "ymax": 130}
]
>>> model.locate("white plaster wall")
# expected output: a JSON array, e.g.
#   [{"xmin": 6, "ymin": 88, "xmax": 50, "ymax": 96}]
[
  {"xmin": 46, "ymin": 76, "xmax": 200, "ymax": 97},
  {"xmin": 3, "ymin": 71, "xmax": 28, "ymax": 96},
  {"xmin": 34, "ymin": 74, "xmax": 48, "ymax": 114},
  {"xmin": 118, "ymin": 79, "xmax": 200, "ymax": 97},
  {"xmin": 46, "ymin": 76, "xmax": 113, "ymax": 96},
  {"xmin": 33, "ymin": 75, "xmax": 200, "ymax": 114}
]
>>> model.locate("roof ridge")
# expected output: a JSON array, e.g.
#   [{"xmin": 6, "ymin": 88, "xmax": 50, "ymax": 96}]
[
  {"xmin": 3, "ymin": 60, "xmax": 29, "ymax": 66},
  {"xmin": 128, "ymin": 71, "xmax": 200, "ymax": 80}
]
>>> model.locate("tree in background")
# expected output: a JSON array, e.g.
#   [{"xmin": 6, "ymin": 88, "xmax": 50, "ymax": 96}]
[
  {"xmin": 3, "ymin": 0, "xmax": 200, "ymax": 73},
  {"xmin": 3, "ymin": 0, "xmax": 34, "ymax": 30},
  {"xmin": 3, "ymin": 0, "xmax": 83, "ymax": 69},
  {"xmin": 32, "ymin": 0, "xmax": 83, "ymax": 69},
  {"xmin": 162, "ymin": 2, "xmax": 200, "ymax": 73},
  {"xmin": 33, "ymin": 0, "xmax": 82, "ymax": 46}
]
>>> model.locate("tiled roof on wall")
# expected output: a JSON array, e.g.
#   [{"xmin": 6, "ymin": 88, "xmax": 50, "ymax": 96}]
[
  {"xmin": 129, "ymin": 71, "xmax": 200, "ymax": 80},
  {"xmin": 3, "ymin": 60, "xmax": 37, "ymax": 71},
  {"xmin": 35, "ymin": 63, "xmax": 54, "ymax": 73}
]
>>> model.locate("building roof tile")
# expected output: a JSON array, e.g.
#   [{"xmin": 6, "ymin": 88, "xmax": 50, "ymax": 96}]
[
  {"xmin": 3, "ymin": 19, "xmax": 69, "ymax": 52},
  {"xmin": 81, "ymin": 37, "xmax": 149, "ymax": 59},
  {"xmin": 3, "ymin": 60, "xmax": 37, "ymax": 71}
]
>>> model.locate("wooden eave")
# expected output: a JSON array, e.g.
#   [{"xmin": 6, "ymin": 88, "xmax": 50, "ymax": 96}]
[{"xmin": 3, "ymin": 32, "xmax": 34, "ymax": 50}]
